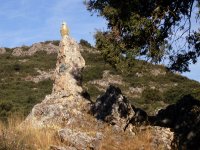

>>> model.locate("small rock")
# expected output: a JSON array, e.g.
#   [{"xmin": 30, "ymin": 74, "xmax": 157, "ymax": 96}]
[{"xmin": 58, "ymin": 128, "xmax": 102, "ymax": 150}]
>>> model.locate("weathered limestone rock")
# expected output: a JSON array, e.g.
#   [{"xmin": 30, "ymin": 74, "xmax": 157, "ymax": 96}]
[
  {"xmin": 58, "ymin": 128, "xmax": 102, "ymax": 150},
  {"xmin": 153, "ymin": 95, "xmax": 200, "ymax": 149},
  {"xmin": 12, "ymin": 42, "xmax": 59, "ymax": 57},
  {"xmin": 24, "ymin": 35, "xmax": 87, "ymax": 128},
  {"xmin": 0, "ymin": 47, "xmax": 6, "ymax": 55},
  {"xmin": 92, "ymin": 85, "xmax": 135, "ymax": 129},
  {"xmin": 22, "ymin": 23, "xmax": 177, "ymax": 149},
  {"xmin": 12, "ymin": 47, "xmax": 23, "ymax": 56},
  {"xmin": 52, "ymin": 35, "xmax": 85, "ymax": 96},
  {"xmin": 26, "ymin": 43, "xmax": 58, "ymax": 56},
  {"xmin": 150, "ymin": 126, "xmax": 174, "ymax": 150}
]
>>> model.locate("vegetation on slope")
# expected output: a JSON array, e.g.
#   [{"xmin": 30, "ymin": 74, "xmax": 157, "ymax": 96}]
[
  {"xmin": 0, "ymin": 50, "xmax": 56, "ymax": 120},
  {"xmin": 81, "ymin": 44, "xmax": 200, "ymax": 113},
  {"xmin": 0, "ymin": 41, "xmax": 200, "ymax": 120}
]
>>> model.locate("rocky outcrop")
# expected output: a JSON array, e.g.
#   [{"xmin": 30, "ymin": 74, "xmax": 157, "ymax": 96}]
[
  {"xmin": 52, "ymin": 36, "xmax": 85, "ymax": 95},
  {"xmin": 150, "ymin": 126, "xmax": 174, "ymax": 149},
  {"xmin": 89, "ymin": 70, "xmax": 124, "ymax": 92},
  {"xmin": 152, "ymin": 95, "xmax": 200, "ymax": 149},
  {"xmin": 58, "ymin": 128, "xmax": 102, "ymax": 150},
  {"xmin": 12, "ymin": 47, "xmax": 23, "ymax": 56},
  {"xmin": 23, "ymin": 35, "xmax": 102, "ymax": 149},
  {"xmin": 91, "ymin": 85, "xmax": 149, "ymax": 130},
  {"xmin": 0, "ymin": 48, "xmax": 6, "ymax": 55},
  {"xmin": 24, "ymin": 35, "xmax": 87, "ymax": 128},
  {"xmin": 22, "ymin": 32, "xmax": 175, "ymax": 149},
  {"xmin": 12, "ymin": 42, "xmax": 59, "ymax": 56},
  {"xmin": 26, "ymin": 43, "xmax": 58, "ymax": 56},
  {"xmin": 91, "ymin": 85, "xmax": 135, "ymax": 129}
]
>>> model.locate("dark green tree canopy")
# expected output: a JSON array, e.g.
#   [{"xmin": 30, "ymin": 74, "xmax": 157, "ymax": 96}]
[{"xmin": 85, "ymin": 0, "xmax": 200, "ymax": 72}]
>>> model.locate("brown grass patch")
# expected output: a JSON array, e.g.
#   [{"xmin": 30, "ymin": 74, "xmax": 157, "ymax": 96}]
[
  {"xmin": 0, "ymin": 115, "xmax": 63, "ymax": 150},
  {"xmin": 99, "ymin": 126, "xmax": 157, "ymax": 150}
]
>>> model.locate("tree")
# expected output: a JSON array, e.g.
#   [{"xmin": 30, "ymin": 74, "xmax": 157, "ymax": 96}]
[
  {"xmin": 79, "ymin": 39, "xmax": 92, "ymax": 48},
  {"xmin": 85, "ymin": 0, "xmax": 200, "ymax": 72}
]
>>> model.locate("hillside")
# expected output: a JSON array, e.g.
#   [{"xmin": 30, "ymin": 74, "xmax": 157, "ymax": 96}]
[{"xmin": 0, "ymin": 40, "xmax": 200, "ymax": 120}]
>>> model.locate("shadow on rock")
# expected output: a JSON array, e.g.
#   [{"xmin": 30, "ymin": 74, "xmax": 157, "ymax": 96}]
[
  {"xmin": 91, "ymin": 85, "xmax": 135, "ymax": 129},
  {"xmin": 91, "ymin": 85, "xmax": 149, "ymax": 130},
  {"xmin": 91, "ymin": 85, "xmax": 200, "ymax": 149},
  {"xmin": 153, "ymin": 95, "xmax": 200, "ymax": 149}
]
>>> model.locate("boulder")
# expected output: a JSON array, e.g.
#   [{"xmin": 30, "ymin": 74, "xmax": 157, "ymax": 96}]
[
  {"xmin": 58, "ymin": 128, "xmax": 102, "ymax": 150},
  {"xmin": 153, "ymin": 95, "xmax": 200, "ymax": 149},
  {"xmin": 91, "ymin": 85, "xmax": 135, "ymax": 129}
]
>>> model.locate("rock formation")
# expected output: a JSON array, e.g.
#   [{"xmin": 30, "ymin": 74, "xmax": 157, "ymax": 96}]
[
  {"xmin": 12, "ymin": 42, "xmax": 59, "ymax": 56},
  {"xmin": 0, "ymin": 47, "xmax": 6, "ymax": 55},
  {"xmin": 24, "ymin": 34, "xmax": 87, "ymax": 128},
  {"xmin": 52, "ymin": 35, "xmax": 85, "ymax": 96},
  {"xmin": 22, "ymin": 24, "xmax": 175, "ymax": 149},
  {"xmin": 91, "ymin": 85, "xmax": 135, "ymax": 129},
  {"xmin": 23, "ymin": 32, "xmax": 104, "ymax": 149},
  {"xmin": 152, "ymin": 95, "xmax": 200, "ymax": 149}
]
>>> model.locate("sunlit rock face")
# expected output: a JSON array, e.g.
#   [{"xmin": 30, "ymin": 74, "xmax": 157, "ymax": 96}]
[
  {"xmin": 21, "ymin": 24, "xmax": 104, "ymax": 150},
  {"xmin": 91, "ymin": 85, "xmax": 135, "ymax": 129},
  {"xmin": 24, "ymin": 35, "xmax": 87, "ymax": 128},
  {"xmin": 52, "ymin": 35, "xmax": 85, "ymax": 96},
  {"xmin": 0, "ymin": 47, "xmax": 6, "ymax": 55},
  {"xmin": 12, "ymin": 43, "xmax": 59, "ymax": 57}
]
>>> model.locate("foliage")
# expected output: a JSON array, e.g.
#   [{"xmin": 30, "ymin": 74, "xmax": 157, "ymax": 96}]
[
  {"xmin": 141, "ymin": 88, "xmax": 163, "ymax": 103},
  {"xmin": 1, "ymin": 41, "xmax": 200, "ymax": 119},
  {"xmin": 163, "ymin": 81, "xmax": 200, "ymax": 103},
  {"xmin": 79, "ymin": 39, "xmax": 92, "ymax": 48},
  {"xmin": 0, "ymin": 52, "xmax": 56, "ymax": 120},
  {"xmin": 43, "ymin": 40, "xmax": 60, "ymax": 46},
  {"xmin": 85, "ymin": 0, "xmax": 200, "ymax": 72}
]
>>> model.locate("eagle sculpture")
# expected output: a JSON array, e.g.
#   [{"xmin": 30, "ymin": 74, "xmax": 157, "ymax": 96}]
[{"xmin": 60, "ymin": 21, "xmax": 69, "ymax": 38}]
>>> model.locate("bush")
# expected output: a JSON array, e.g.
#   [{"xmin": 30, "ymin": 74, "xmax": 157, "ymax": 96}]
[
  {"xmin": 13, "ymin": 64, "xmax": 21, "ymax": 71},
  {"xmin": 141, "ymin": 88, "xmax": 163, "ymax": 103},
  {"xmin": 79, "ymin": 39, "xmax": 92, "ymax": 48},
  {"xmin": 0, "ymin": 101, "xmax": 13, "ymax": 112},
  {"xmin": 163, "ymin": 86, "xmax": 194, "ymax": 104}
]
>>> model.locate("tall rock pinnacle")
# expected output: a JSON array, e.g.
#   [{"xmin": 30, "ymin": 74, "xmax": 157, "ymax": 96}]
[
  {"xmin": 53, "ymin": 25, "xmax": 85, "ymax": 96},
  {"xmin": 23, "ymin": 22, "xmax": 88, "ymax": 128}
]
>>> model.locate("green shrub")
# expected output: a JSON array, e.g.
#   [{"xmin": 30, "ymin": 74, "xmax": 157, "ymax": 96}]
[
  {"xmin": 79, "ymin": 39, "xmax": 92, "ymax": 48},
  {"xmin": 141, "ymin": 88, "xmax": 163, "ymax": 103},
  {"xmin": 84, "ymin": 84, "xmax": 103, "ymax": 101},
  {"xmin": 163, "ymin": 85, "xmax": 200, "ymax": 104},
  {"xmin": 0, "ymin": 101, "xmax": 13, "ymax": 112},
  {"xmin": 13, "ymin": 64, "xmax": 21, "ymax": 71}
]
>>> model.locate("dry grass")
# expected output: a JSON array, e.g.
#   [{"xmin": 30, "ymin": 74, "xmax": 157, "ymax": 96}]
[
  {"xmin": 99, "ymin": 126, "xmax": 157, "ymax": 150},
  {"xmin": 0, "ymin": 115, "xmax": 63, "ymax": 150},
  {"xmin": 0, "ymin": 115, "xmax": 165, "ymax": 150}
]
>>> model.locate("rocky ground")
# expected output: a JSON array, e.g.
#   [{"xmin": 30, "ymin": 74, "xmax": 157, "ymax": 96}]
[
  {"xmin": 0, "ymin": 34, "xmax": 200, "ymax": 149},
  {"xmin": 19, "ymin": 35, "xmax": 199, "ymax": 150}
]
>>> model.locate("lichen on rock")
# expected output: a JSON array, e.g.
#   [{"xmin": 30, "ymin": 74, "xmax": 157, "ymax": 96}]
[
  {"xmin": 52, "ymin": 35, "xmax": 85, "ymax": 96},
  {"xmin": 23, "ymin": 34, "xmax": 88, "ymax": 128}
]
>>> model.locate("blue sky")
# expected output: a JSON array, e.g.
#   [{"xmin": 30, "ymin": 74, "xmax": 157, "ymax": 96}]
[
  {"xmin": 0, "ymin": 0, "xmax": 107, "ymax": 47},
  {"xmin": 0, "ymin": 0, "xmax": 199, "ymax": 82}
]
